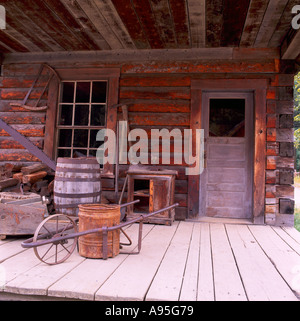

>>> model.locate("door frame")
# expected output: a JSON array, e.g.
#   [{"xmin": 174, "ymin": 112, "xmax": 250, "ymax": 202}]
[
  {"xmin": 188, "ymin": 79, "xmax": 267, "ymax": 224},
  {"xmin": 200, "ymin": 91, "xmax": 254, "ymax": 219}
]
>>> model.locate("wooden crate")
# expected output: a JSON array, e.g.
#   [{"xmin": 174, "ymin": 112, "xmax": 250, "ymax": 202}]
[
  {"xmin": 126, "ymin": 169, "xmax": 177, "ymax": 225},
  {"xmin": 0, "ymin": 192, "xmax": 47, "ymax": 239}
]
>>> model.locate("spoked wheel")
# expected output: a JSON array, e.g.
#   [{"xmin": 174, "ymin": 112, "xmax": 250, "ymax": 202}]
[{"xmin": 33, "ymin": 214, "xmax": 78, "ymax": 265}]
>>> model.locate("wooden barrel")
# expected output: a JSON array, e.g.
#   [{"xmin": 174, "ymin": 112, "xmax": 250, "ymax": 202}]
[
  {"xmin": 78, "ymin": 204, "xmax": 121, "ymax": 259},
  {"xmin": 54, "ymin": 157, "xmax": 101, "ymax": 216}
]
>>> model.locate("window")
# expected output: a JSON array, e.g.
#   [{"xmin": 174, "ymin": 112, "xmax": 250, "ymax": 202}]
[
  {"xmin": 209, "ymin": 98, "xmax": 245, "ymax": 137},
  {"xmin": 56, "ymin": 80, "xmax": 107, "ymax": 158},
  {"xmin": 44, "ymin": 67, "xmax": 119, "ymax": 176}
]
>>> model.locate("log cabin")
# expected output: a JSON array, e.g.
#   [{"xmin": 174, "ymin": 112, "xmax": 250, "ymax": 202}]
[{"xmin": 0, "ymin": 0, "xmax": 299, "ymax": 227}]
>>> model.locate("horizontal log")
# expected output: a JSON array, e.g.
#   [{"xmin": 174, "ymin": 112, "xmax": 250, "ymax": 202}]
[
  {"xmin": 13, "ymin": 172, "xmax": 23, "ymax": 181},
  {"xmin": 266, "ymin": 128, "xmax": 276, "ymax": 142},
  {"xmin": 266, "ymin": 87, "xmax": 276, "ymax": 99},
  {"xmin": 276, "ymin": 129, "xmax": 294, "ymax": 142},
  {"xmin": 279, "ymin": 169, "xmax": 294, "ymax": 185},
  {"xmin": 265, "ymin": 198, "xmax": 277, "ymax": 205},
  {"xmin": 127, "ymin": 112, "xmax": 190, "ymax": 126},
  {"xmin": 267, "ymin": 100, "xmax": 276, "ymax": 114},
  {"xmin": 118, "ymin": 100, "xmax": 190, "ymax": 113},
  {"xmin": 121, "ymin": 60, "xmax": 278, "ymax": 74},
  {"xmin": 266, "ymin": 114, "xmax": 276, "ymax": 128},
  {"xmin": 0, "ymin": 150, "xmax": 40, "ymax": 162},
  {"xmin": 279, "ymin": 142, "xmax": 294, "ymax": 157},
  {"xmin": 266, "ymin": 156, "xmax": 276, "ymax": 170},
  {"xmin": 279, "ymin": 198, "xmax": 294, "ymax": 215},
  {"xmin": 0, "ymin": 137, "xmax": 43, "ymax": 149},
  {"xmin": 3, "ymin": 48, "xmax": 280, "ymax": 65},
  {"xmin": 22, "ymin": 171, "xmax": 47, "ymax": 184},
  {"xmin": 0, "ymin": 178, "xmax": 19, "ymax": 191},
  {"xmin": 265, "ymin": 184, "xmax": 276, "ymax": 198},
  {"xmin": 2, "ymin": 64, "xmax": 51, "ymax": 77},
  {"xmin": 276, "ymin": 185, "xmax": 294, "ymax": 198},
  {"xmin": 277, "ymin": 87, "xmax": 294, "ymax": 101},
  {"xmin": 0, "ymin": 125, "xmax": 45, "ymax": 137},
  {"xmin": 265, "ymin": 204, "xmax": 278, "ymax": 214},
  {"xmin": 120, "ymin": 87, "xmax": 190, "ymax": 100},
  {"xmin": 0, "ymin": 76, "xmax": 49, "ymax": 89},
  {"xmin": 21, "ymin": 163, "xmax": 48, "ymax": 175},
  {"xmin": 0, "ymin": 112, "xmax": 46, "ymax": 124},
  {"xmin": 276, "ymin": 157, "xmax": 294, "ymax": 169},
  {"xmin": 0, "ymin": 88, "xmax": 48, "ymax": 100},
  {"xmin": 273, "ymin": 74, "xmax": 295, "ymax": 87},
  {"xmin": 266, "ymin": 142, "xmax": 279, "ymax": 156},
  {"xmin": 265, "ymin": 170, "xmax": 278, "ymax": 184},
  {"xmin": 276, "ymin": 101, "xmax": 293, "ymax": 114},
  {"xmin": 120, "ymin": 75, "xmax": 191, "ymax": 87},
  {"xmin": 279, "ymin": 114, "xmax": 293, "ymax": 129}
]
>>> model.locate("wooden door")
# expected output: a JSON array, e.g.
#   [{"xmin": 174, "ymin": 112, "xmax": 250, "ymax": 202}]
[{"xmin": 200, "ymin": 92, "xmax": 253, "ymax": 219}]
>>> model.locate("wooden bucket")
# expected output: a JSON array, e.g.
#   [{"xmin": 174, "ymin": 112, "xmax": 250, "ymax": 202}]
[
  {"xmin": 54, "ymin": 157, "xmax": 101, "ymax": 216},
  {"xmin": 78, "ymin": 204, "xmax": 121, "ymax": 259}
]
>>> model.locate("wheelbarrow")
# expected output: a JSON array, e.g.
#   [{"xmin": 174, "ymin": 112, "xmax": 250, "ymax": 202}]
[{"xmin": 21, "ymin": 200, "xmax": 179, "ymax": 265}]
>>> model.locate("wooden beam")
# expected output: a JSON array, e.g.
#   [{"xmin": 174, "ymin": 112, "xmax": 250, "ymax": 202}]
[
  {"xmin": 4, "ymin": 1, "xmax": 63, "ymax": 52},
  {"xmin": 0, "ymin": 30, "xmax": 29, "ymax": 52},
  {"xmin": 206, "ymin": 0, "xmax": 223, "ymax": 47},
  {"xmin": 281, "ymin": 29, "xmax": 300, "ymax": 60},
  {"xmin": 131, "ymin": 0, "xmax": 164, "ymax": 49},
  {"xmin": 221, "ymin": 0, "xmax": 251, "ymax": 47},
  {"xmin": 92, "ymin": 0, "xmax": 135, "ymax": 49},
  {"xmin": 60, "ymin": 0, "xmax": 112, "ymax": 50},
  {"xmin": 2, "ymin": 48, "xmax": 280, "ymax": 64},
  {"xmin": 169, "ymin": 0, "xmax": 190, "ymax": 48},
  {"xmin": 240, "ymin": 0, "xmax": 269, "ymax": 47},
  {"xmin": 269, "ymin": 0, "xmax": 300, "ymax": 47},
  {"xmin": 254, "ymin": 0, "xmax": 289, "ymax": 47},
  {"xmin": 149, "ymin": 0, "xmax": 177, "ymax": 48},
  {"xmin": 110, "ymin": 0, "xmax": 150, "ymax": 49},
  {"xmin": 187, "ymin": 0, "xmax": 205, "ymax": 47}
]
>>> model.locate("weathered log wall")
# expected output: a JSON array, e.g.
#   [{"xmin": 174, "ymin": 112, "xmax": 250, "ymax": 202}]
[{"xmin": 0, "ymin": 59, "xmax": 296, "ymax": 225}]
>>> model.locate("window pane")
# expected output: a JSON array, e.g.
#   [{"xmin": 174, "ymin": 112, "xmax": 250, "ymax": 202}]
[
  {"xmin": 58, "ymin": 149, "xmax": 71, "ymax": 158},
  {"xmin": 59, "ymin": 105, "xmax": 73, "ymax": 126},
  {"xmin": 76, "ymin": 82, "xmax": 91, "ymax": 103},
  {"xmin": 90, "ymin": 129, "xmax": 104, "ymax": 149},
  {"xmin": 91, "ymin": 105, "xmax": 106, "ymax": 126},
  {"xmin": 92, "ymin": 82, "xmax": 107, "ymax": 103},
  {"xmin": 58, "ymin": 129, "xmax": 72, "ymax": 147},
  {"xmin": 74, "ymin": 105, "xmax": 89, "ymax": 126},
  {"xmin": 61, "ymin": 82, "xmax": 74, "ymax": 103},
  {"xmin": 209, "ymin": 99, "xmax": 245, "ymax": 137},
  {"xmin": 73, "ymin": 129, "xmax": 88, "ymax": 148}
]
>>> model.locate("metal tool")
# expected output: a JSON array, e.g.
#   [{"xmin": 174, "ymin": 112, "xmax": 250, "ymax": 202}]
[{"xmin": 10, "ymin": 63, "xmax": 60, "ymax": 111}]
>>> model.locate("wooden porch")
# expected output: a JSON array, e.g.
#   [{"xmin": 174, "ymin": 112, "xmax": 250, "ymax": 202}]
[{"xmin": 1, "ymin": 220, "xmax": 300, "ymax": 301}]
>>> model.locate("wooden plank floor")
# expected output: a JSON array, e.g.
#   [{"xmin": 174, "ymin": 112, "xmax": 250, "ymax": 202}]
[{"xmin": 0, "ymin": 221, "xmax": 300, "ymax": 301}]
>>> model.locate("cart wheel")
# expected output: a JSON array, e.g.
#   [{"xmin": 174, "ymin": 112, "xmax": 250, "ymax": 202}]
[{"xmin": 33, "ymin": 214, "xmax": 78, "ymax": 265}]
